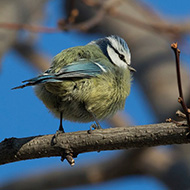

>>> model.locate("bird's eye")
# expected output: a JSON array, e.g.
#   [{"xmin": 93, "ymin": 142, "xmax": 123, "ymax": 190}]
[{"xmin": 119, "ymin": 54, "xmax": 125, "ymax": 62}]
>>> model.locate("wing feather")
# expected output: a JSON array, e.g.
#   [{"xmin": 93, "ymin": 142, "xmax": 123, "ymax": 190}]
[{"xmin": 12, "ymin": 60, "xmax": 107, "ymax": 90}]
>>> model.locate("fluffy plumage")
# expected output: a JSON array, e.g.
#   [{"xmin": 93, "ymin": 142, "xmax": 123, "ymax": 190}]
[{"xmin": 13, "ymin": 35, "xmax": 135, "ymax": 129}]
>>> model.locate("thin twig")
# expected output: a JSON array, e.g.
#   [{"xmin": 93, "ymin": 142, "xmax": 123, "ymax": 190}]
[
  {"xmin": 82, "ymin": 0, "xmax": 100, "ymax": 7},
  {"xmin": 65, "ymin": 0, "xmax": 79, "ymax": 24},
  {"xmin": 59, "ymin": 0, "xmax": 121, "ymax": 31},
  {"xmin": 0, "ymin": 22, "xmax": 59, "ymax": 33},
  {"xmin": 82, "ymin": 0, "xmax": 190, "ymax": 37},
  {"xmin": 171, "ymin": 42, "xmax": 190, "ymax": 127},
  {"xmin": 0, "ymin": 1, "xmax": 189, "ymax": 36}
]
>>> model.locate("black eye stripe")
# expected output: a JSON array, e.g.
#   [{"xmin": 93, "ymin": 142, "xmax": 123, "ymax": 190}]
[{"xmin": 109, "ymin": 43, "xmax": 127, "ymax": 63}]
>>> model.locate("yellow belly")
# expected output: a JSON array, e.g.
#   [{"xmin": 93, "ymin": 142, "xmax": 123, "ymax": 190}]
[{"xmin": 34, "ymin": 71, "xmax": 130, "ymax": 122}]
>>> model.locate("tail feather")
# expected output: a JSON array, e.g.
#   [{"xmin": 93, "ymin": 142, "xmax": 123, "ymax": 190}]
[
  {"xmin": 11, "ymin": 83, "xmax": 36, "ymax": 90},
  {"xmin": 11, "ymin": 75, "xmax": 60, "ymax": 90},
  {"xmin": 22, "ymin": 75, "xmax": 53, "ymax": 83}
]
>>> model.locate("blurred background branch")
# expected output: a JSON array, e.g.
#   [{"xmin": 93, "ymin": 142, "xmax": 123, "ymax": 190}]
[{"xmin": 2, "ymin": 148, "xmax": 189, "ymax": 190}]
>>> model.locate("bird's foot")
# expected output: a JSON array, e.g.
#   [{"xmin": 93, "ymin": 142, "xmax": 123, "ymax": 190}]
[
  {"xmin": 51, "ymin": 130, "xmax": 77, "ymax": 166},
  {"xmin": 51, "ymin": 129, "xmax": 65, "ymax": 145},
  {"xmin": 87, "ymin": 123, "xmax": 102, "ymax": 134}
]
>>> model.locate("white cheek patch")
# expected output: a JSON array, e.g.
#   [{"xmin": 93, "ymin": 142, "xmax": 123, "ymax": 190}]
[{"xmin": 107, "ymin": 45, "xmax": 127, "ymax": 69}]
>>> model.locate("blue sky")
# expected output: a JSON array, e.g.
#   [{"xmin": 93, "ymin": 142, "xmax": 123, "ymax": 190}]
[{"xmin": 0, "ymin": 0, "xmax": 189, "ymax": 189}]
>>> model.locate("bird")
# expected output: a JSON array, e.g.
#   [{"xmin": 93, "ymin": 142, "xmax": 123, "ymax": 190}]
[{"xmin": 12, "ymin": 35, "xmax": 136, "ymax": 132}]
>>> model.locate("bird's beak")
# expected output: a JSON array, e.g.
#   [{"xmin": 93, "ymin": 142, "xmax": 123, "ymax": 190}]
[{"xmin": 128, "ymin": 66, "xmax": 136, "ymax": 72}]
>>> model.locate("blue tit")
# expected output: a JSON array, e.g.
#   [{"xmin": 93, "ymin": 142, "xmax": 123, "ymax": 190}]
[{"xmin": 12, "ymin": 35, "xmax": 136, "ymax": 132}]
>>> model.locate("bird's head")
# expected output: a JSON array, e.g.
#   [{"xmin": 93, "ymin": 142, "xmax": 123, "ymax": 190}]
[{"xmin": 89, "ymin": 35, "xmax": 136, "ymax": 72}]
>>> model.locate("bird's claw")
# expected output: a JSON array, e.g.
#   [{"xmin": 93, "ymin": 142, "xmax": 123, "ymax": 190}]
[
  {"xmin": 51, "ymin": 129, "xmax": 65, "ymax": 145},
  {"xmin": 87, "ymin": 123, "xmax": 102, "ymax": 134}
]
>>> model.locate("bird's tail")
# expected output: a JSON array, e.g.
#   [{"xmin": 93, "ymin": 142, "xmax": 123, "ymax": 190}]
[{"xmin": 11, "ymin": 75, "xmax": 60, "ymax": 90}]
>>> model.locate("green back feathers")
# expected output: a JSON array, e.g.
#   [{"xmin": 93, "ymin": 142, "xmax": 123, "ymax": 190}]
[{"xmin": 49, "ymin": 45, "xmax": 109, "ymax": 73}]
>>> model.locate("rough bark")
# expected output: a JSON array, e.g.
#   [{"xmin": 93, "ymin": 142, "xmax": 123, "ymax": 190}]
[{"xmin": 0, "ymin": 122, "xmax": 189, "ymax": 166}]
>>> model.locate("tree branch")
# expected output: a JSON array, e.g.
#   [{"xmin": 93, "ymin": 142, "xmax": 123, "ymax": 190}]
[
  {"xmin": 171, "ymin": 42, "xmax": 190, "ymax": 126},
  {"xmin": 0, "ymin": 122, "xmax": 189, "ymax": 166},
  {"xmin": 2, "ymin": 149, "xmax": 188, "ymax": 190}
]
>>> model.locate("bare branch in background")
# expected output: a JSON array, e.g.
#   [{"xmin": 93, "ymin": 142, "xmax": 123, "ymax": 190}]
[
  {"xmin": 2, "ymin": 148, "xmax": 189, "ymax": 190},
  {"xmin": 0, "ymin": 22, "xmax": 59, "ymax": 33},
  {"xmin": 0, "ymin": 0, "xmax": 189, "ymax": 38},
  {"xmin": 0, "ymin": 0, "xmax": 49, "ymax": 71},
  {"xmin": 14, "ymin": 42, "xmax": 50, "ymax": 72}
]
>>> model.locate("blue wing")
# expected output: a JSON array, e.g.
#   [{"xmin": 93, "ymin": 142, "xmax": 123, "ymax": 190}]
[{"xmin": 12, "ymin": 60, "xmax": 107, "ymax": 89}]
